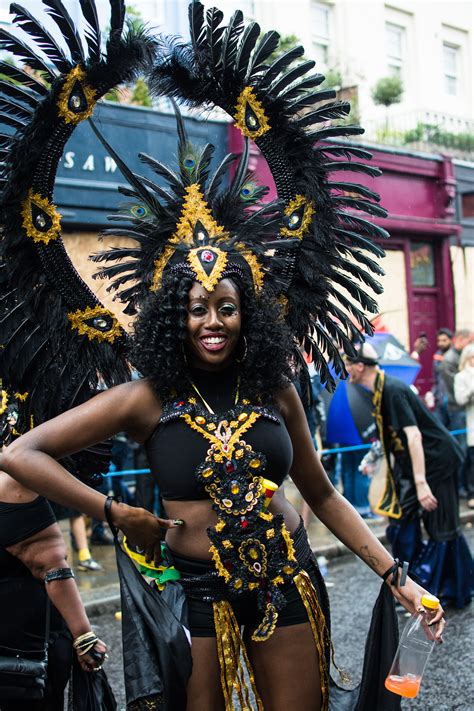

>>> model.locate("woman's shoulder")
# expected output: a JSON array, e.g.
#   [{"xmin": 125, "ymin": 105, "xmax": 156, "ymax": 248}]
[{"xmin": 105, "ymin": 379, "xmax": 163, "ymax": 442}]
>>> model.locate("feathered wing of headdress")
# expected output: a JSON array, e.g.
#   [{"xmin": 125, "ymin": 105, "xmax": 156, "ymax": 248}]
[
  {"xmin": 151, "ymin": 2, "xmax": 388, "ymax": 386},
  {"xmin": 0, "ymin": 1, "xmax": 155, "ymax": 479}
]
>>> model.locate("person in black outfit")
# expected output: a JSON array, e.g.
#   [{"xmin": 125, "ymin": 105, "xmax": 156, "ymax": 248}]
[
  {"xmin": 0, "ymin": 435, "xmax": 108, "ymax": 710},
  {"xmin": 347, "ymin": 344, "xmax": 473, "ymax": 608}
]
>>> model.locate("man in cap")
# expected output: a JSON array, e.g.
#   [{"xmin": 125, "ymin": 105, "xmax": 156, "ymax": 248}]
[{"xmin": 345, "ymin": 343, "xmax": 472, "ymax": 606}]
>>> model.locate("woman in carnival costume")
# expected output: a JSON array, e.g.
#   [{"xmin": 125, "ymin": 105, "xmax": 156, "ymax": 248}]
[{"xmin": 0, "ymin": 2, "xmax": 444, "ymax": 709}]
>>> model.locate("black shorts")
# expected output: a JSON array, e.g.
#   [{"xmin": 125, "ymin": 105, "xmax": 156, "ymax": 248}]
[{"xmin": 169, "ymin": 525, "xmax": 322, "ymax": 638}]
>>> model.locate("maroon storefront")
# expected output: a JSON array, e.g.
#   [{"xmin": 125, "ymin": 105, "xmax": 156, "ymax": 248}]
[{"xmin": 229, "ymin": 127, "xmax": 461, "ymax": 393}]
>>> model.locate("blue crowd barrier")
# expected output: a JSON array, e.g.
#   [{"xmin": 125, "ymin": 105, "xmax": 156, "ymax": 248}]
[{"xmin": 105, "ymin": 428, "xmax": 469, "ymax": 477}]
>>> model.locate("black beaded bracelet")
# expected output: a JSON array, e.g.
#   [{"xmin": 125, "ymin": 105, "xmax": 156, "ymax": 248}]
[
  {"xmin": 44, "ymin": 567, "xmax": 75, "ymax": 584},
  {"xmin": 382, "ymin": 558, "xmax": 409, "ymax": 587}
]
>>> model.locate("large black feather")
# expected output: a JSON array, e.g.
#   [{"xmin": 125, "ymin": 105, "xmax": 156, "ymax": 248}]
[
  {"xmin": 236, "ymin": 22, "xmax": 260, "ymax": 80},
  {"xmin": 9, "ymin": 3, "xmax": 71, "ymax": 72},
  {"xmin": 245, "ymin": 31, "xmax": 280, "ymax": 81},
  {"xmin": 79, "ymin": 0, "xmax": 101, "ymax": 62},
  {"xmin": 221, "ymin": 10, "xmax": 244, "ymax": 75},
  {"xmin": 269, "ymin": 60, "xmax": 316, "ymax": 97},
  {"xmin": 0, "ymin": 60, "xmax": 48, "ymax": 95},
  {"xmin": 189, "ymin": 1, "xmax": 205, "ymax": 53},
  {"xmin": 0, "ymin": 79, "xmax": 39, "ymax": 109},
  {"xmin": 206, "ymin": 7, "xmax": 225, "ymax": 68},
  {"xmin": 109, "ymin": 0, "xmax": 125, "ymax": 42},
  {"xmin": 259, "ymin": 46, "xmax": 305, "ymax": 88},
  {"xmin": 42, "ymin": 0, "xmax": 85, "ymax": 63},
  {"xmin": 296, "ymin": 101, "xmax": 350, "ymax": 128},
  {"xmin": 0, "ymin": 28, "xmax": 56, "ymax": 78}
]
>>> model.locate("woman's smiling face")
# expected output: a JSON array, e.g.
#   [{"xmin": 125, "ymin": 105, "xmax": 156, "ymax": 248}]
[{"xmin": 185, "ymin": 278, "xmax": 242, "ymax": 370}]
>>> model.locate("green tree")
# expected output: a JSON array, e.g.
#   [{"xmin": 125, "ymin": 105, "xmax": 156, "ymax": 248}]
[{"xmin": 372, "ymin": 76, "xmax": 403, "ymax": 107}]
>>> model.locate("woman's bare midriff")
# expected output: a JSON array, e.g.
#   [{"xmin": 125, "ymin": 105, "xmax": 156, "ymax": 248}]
[{"xmin": 162, "ymin": 486, "xmax": 301, "ymax": 560}]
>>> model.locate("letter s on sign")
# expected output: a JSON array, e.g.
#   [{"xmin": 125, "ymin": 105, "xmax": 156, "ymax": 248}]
[{"xmin": 64, "ymin": 151, "xmax": 75, "ymax": 169}]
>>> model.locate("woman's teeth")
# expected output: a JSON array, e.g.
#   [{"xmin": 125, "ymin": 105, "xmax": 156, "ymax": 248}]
[
  {"xmin": 201, "ymin": 336, "xmax": 226, "ymax": 350},
  {"xmin": 202, "ymin": 336, "xmax": 225, "ymax": 344}
]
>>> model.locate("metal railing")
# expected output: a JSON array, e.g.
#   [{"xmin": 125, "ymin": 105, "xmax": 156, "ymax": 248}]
[{"xmin": 360, "ymin": 109, "xmax": 474, "ymax": 160}]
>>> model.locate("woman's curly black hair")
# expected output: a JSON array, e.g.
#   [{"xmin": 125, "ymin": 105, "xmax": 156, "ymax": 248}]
[{"xmin": 130, "ymin": 272, "xmax": 295, "ymax": 402}]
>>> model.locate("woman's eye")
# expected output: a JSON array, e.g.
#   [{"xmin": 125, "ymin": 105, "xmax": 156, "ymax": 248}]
[
  {"xmin": 189, "ymin": 305, "xmax": 207, "ymax": 316},
  {"xmin": 220, "ymin": 304, "xmax": 237, "ymax": 315}
]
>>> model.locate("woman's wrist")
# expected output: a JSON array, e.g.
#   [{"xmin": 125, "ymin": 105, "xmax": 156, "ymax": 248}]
[{"xmin": 106, "ymin": 497, "xmax": 129, "ymax": 530}]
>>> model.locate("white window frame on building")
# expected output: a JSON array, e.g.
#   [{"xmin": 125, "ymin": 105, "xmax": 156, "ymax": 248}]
[
  {"xmin": 443, "ymin": 42, "xmax": 460, "ymax": 96},
  {"xmin": 311, "ymin": 2, "xmax": 331, "ymax": 67},
  {"xmin": 385, "ymin": 21, "xmax": 405, "ymax": 78}
]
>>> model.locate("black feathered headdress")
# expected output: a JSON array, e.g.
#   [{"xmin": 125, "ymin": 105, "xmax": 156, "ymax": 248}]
[
  {"xmin": 150, "ymin": 2, "xmax": 388, "ymax": 384},
  {"xmin": 0, "ymin": 0, "xmax": 155, "ymax": 479}
]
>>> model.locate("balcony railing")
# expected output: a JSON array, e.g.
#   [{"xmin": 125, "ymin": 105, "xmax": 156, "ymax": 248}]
[{"xmin": 359, "ymin": 109, "xmax": 474, "ymax": 160}]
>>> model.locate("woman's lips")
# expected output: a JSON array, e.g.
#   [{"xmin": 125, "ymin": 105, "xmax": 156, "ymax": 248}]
[{"xmin": 199, "ymin": 335, "xmax": 227, "ymax": 352}]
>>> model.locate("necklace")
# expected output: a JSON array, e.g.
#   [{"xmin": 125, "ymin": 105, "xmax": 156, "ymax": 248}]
[{"xmin": 191, "ymin": 376, "xmax": 240, "ymax": 415}]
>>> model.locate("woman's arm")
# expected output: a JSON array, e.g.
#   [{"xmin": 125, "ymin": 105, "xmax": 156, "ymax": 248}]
[
  {"xmin": 7, "ymin": 520, "xmax": 106, "ymax": 671},
  {"xmin": 454, "ymin": 371, "xmax": 473, "ymax": 407},
  {"xmin": 0, "ymin": 380, "xmax": 179, "ymax": 559},
  {"xmin": 277, "ymin": 384, "xmax": 444, "ymax": 632},
  {"xmin": 403, "ymin": 425, "xmax": 438, "ymax": 511}
]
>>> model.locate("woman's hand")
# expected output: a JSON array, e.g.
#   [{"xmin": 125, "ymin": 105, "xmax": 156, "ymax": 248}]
[
  {"xmin": 415, "ymin": 481, "xmax": 438, "ymax": 511},
  {"xmin": 76, "ymin": 639, "xmax": 108, "ymax": 673},
  {"xmin": 112, "ymin": 503, "xmax": 183, "ymax": 565},
  {"xmin": 387, "ymin": 575, "xmax": 445, "ymax": 643}
]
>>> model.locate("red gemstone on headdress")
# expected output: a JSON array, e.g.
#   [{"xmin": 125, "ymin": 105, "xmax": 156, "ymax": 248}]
[
  {"xmin": 201, "ymin": 250, "xmax": 215, "ymax": 262},
  {"xmin": 177, "ymin": 401, "xmax": 185, "ymax": 406},
  {"xmin": 224, "ymin": 461, "xmax": 236, "ymax": 474},
  {"xmin": 241, "ymin": 518, "xmax": 248, "ymax": 529}
]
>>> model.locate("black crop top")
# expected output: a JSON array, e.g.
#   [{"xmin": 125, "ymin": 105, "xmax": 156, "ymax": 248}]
[
  {"xmin": 146, "ymin": 366, "xmax": 293, "ymax": 501},
  {"xmin": 0, "ymin": 496, "xmax": 56, "ymax": 578}
]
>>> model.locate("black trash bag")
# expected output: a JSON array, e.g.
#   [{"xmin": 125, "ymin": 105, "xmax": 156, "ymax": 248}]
[
  {"xmin": 105, "ymin": 507, "xmax": 192, "ymax": 711},
  {"xmin": 69, "ymin": 659, "xmax": 117, "ymax": 711},
  {"xmin": 329, "ymin": 582, "xmax": 401, "ymax": 711}
]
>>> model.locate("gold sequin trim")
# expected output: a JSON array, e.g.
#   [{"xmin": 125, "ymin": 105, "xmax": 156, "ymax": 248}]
[
  {"xmin": 180, "ymin": 411, "xmax": 260, "ymax": 459},
  {"xmin": 57, "ymin": 65, "xmax": 97, "ymax": 125},
  {"xmin": 14, "ymin": 392, "xmax": 28, "ymax": 401},
  {"xmin": 280, "ymin": 194, "xmax": 315, "ymax": 239},
  {"xmin": 187, "ymin": 247, "xmax": 228, "ymax": 292},
  {"xmin": 150, "ymin": 246, "xmax": 175, "ymax": 292},
  {"xmin": 172, "ymin": 184, "xmax": 225, "ymax": 244},
  {"xmin": 0, "ymin": 389, "xmax": 8, "ymax": 415},
  {"xmin": 67, "ymin": 305, "xmax": 122, "ymax": 344},
  {"xmin": 372, "ymin": 370, "xmax": 402, "ymax": 519},
  {"xmin": 234, "ymin": 86, "xmax": 270, "ymax": 140},
  {"xmin": 209, "ymin": 544, "xmax": 231, "ymax": 582},
  {"xmin": 213, "ymin": 600, "xmax": 263, "ymax": 710},
  {"xmin": 293, "ymin": 570, "xmax": 330, "ymax": 711},
  {"xmin": 281, "ymin": 522, "xmax": 297, "ymax": 562},
  {"xmin": 21, "ymin": 190, "xmax": 61, "ymax": 244},
  {"xmin": 239, "ymin": 249, "xmax": 264, "ymax": 291}
]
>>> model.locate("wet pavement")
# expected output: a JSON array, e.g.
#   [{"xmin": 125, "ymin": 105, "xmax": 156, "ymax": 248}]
[{"xmin": 80, "ymin": 511, "xmax": 474, "ymax": 710}]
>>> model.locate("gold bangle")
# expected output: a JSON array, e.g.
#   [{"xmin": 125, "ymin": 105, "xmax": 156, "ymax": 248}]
[{"xmin": 73, "ymin": 631, "xmax": 97, "ymax": 649}]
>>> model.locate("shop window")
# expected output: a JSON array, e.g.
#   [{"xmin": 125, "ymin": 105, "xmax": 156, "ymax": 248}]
[
  {"xmin": 311, "ymin": 2, "xmax": 331, "ymax": 66},
  {"xmin": 410, "ymin": 242, "xmax": 435, "ymax": 287},
  {"xmin": 461, "ymin": 191, "xmax": 474, "ymax": 218},
  {"xmin": 385, "ymin": 22, "xmax": 405, "ymax": 78},
  {"xmin": 443, "ymin": 43, "xmax": 459, "ymax": 96}
]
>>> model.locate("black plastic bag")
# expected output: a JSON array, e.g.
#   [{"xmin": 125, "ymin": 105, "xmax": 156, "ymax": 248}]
[
  {"xmin": 105, "ymin": 508, "xmax": 192, "ymax": 710},
  {"xmin": 69, "ymin": 659, "xmax": 117, "ymax": 711}
]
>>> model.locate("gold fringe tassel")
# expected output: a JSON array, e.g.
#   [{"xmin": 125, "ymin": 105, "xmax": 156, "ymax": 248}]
[
  {"xmin": 213, "ymin": 600, "xmax": 263, "ymax": 711},
  {"xmin": 293, "ymin": 570, "xmax": 331, "ymax": 711}
]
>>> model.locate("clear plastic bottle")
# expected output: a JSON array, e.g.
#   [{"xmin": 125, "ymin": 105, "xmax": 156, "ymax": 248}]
[{"xmin": 385, "ymin": 593, "xmax": 440, "ymax": 698}]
